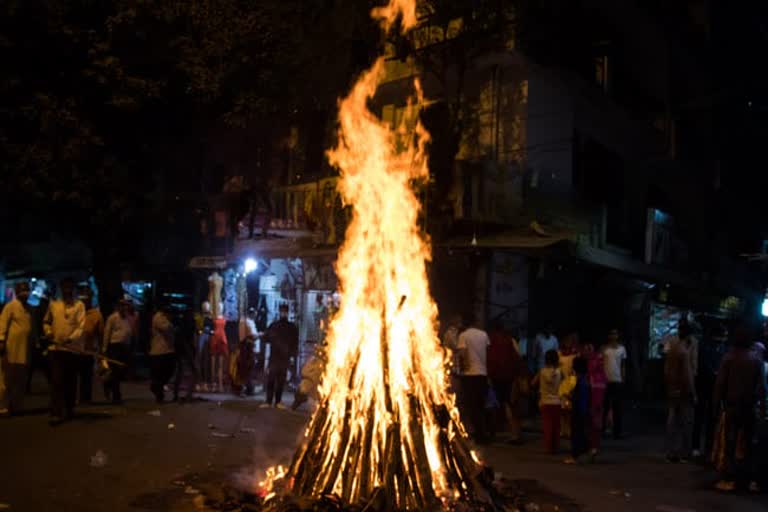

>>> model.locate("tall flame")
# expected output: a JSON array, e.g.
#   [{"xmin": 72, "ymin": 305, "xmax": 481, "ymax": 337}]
[{"xmin": 270, "ymin": 2, "xmax": 486, "ymax": 509}]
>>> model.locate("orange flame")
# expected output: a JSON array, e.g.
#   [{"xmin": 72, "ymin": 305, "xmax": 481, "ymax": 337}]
[{"xmin": 259, "ymin": 1, "xmax": 479, "ymax": 507}]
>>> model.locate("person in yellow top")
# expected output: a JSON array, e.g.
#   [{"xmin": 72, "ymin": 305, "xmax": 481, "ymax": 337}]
[
  {"xmin": 0, "ymin": 282, "xmax": 32, "ymax": 416},
  {"xmin": 43, "ymin": 278, "xmax": 85, "ymax": 425}
]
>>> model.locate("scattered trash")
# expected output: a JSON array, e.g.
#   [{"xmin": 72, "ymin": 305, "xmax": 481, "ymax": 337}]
[
  {"xmin": 239, "ymin": 427, "xmax": 256, "ymax": 433},
  {"xmin": 90, "ymin": 450, "xmax": 108, "ymax": 468},
  {"xmin": 211, "ymin": 432, "xmax": 233, "ymax": 438},
  {"xmin": 147, "ymin": 410, "xmax": 161, "ymax": 417},
  {"xmin": 184, "ymin": 486, "xmax": 200, "ymax": 495},
  {"xmin": 168, "ymin": 423, "xmax": 176, "ymax": 430}
]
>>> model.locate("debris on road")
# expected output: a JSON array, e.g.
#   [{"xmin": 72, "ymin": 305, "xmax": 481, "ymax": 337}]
[
  {"xmin": 211, "ymin": 432, "xmax": 233, "ymax": 438},
  {"xmin": 168, "ymin": 423, "xmax": 176, "ymax": 430},
  {"xmin": 90, "ymin": 450, "xmax": 108, "ymax": 468},
  {"xmin": 184, "ymin": 486, "xmax": 200, "ymax": 495},
  {"xmin": 147, "ymin": 410, "xmax": 161, "ymax": 417}
]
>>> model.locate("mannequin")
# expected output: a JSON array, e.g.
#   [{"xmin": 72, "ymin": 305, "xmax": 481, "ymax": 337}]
[
  {"xmin": 208, "ymin": 272, "xmax": 223, "ymax": 323},
  {"xmin": 209, "ymin": 304, "xmax": 228, "ymax": 392}
]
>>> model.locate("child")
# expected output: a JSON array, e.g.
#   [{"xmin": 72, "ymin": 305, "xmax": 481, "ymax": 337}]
[
  {"xmin": 565, "ymin": 356, "xmax": 591, "ymax": 464},
  {"xmin": 533, "ymin": 349, "xmax": 562, "ymax": 454},
  {"xmin": 292, "ymin": 343, "xmax": 327, "ymax": 410}
]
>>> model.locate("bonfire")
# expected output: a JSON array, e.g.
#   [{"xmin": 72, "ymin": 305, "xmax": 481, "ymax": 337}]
[{"xmin": 259, "ymin": 1, "xmax": 498, "ymax": 510}]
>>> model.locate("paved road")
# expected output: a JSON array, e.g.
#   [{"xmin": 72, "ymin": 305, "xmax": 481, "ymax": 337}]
[{"xmin": 0, "ymin": 383, "xmax": 766, "ymax": 512}]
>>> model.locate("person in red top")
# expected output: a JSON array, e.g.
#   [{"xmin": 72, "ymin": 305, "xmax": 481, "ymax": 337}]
[{"xmin": 487, "ymin": 321, "xmax": 527, "ymax": 443}]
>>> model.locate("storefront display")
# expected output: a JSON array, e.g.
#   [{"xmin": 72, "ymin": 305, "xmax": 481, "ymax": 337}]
[{"xmin": 648, "ymin": 303, "xmax": 682, "ymax": 359}]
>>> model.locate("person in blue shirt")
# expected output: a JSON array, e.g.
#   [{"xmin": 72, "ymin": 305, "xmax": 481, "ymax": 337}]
[{"xmin": 565, "ymin": 356, "xmax": 591, "ymax": 464}]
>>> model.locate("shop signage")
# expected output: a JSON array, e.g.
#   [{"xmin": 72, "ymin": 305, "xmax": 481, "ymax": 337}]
[{"xmin": 188, "ymin": 256, "xmax": 228, "ymax": 269}]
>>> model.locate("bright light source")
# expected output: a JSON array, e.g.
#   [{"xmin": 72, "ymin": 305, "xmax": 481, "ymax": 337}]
[
  {"xmin": 762, "ymin": 298, "xmax": 768, "ymax": 317},
  {"xmin": 244, "ymin": 257, "xmax": 258, "ymax": 274}
]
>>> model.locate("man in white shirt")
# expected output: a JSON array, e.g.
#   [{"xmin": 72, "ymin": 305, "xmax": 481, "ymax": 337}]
[
  {"xmin": 602, "ymin": 329, "xmax": 627, "ymax": 439},
  {"xmin": 533, "ymin": 326, "xmax": 559, "ymax": 372},
  {"xmin": 0, "ymin": 282, "xmax": 32, "ymax": 416},
  {"xmin": 43, "ymin": 278, "xmax": 85, "ymax": 425},
  {"xmin": 456, "ymin": 314, "xmax": 491, "ymax": 443},
  {"xmin": 102, "ymin": 299, "xmax": 135, "ymax": 404}
]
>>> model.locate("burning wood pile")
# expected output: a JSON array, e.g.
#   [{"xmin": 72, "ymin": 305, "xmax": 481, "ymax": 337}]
[{"xmin": 255, "ymin": 1, "xmax": 503, "ymax": 510}]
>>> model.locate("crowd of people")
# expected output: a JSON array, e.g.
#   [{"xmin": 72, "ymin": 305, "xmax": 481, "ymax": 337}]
[
  {"xmin": 442, "ymin": 313, "xmax": 768, "ymax": 493},
  {"xmin": 0, "ymin": 278, "xmax": 302, "ymax": 425}
]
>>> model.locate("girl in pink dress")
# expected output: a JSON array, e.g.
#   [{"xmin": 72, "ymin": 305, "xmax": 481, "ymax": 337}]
[{"xmin": 583, "ymin": 343, "xmax": 607, "ymax": 456}]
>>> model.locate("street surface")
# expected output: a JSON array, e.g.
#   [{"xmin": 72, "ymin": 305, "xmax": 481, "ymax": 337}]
[{"xmin": 1, "ymin": 380, "xmax": 766, "ymax": 512}]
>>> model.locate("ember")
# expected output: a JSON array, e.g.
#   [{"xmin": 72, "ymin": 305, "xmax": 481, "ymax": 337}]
[{"xmin": 260, "ymin": 1, "xmax": 497, "ymax": 509}]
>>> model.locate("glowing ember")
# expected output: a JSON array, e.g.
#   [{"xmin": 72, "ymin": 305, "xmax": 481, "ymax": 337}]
[{"xmin": 261, "ymin": 1, "xmax": 491, "ymax": 509}]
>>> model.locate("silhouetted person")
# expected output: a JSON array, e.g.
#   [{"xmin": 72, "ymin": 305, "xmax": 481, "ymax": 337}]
[{"xmin": 261, "ymin": 304, "xmax": 298, "ymax": 408}]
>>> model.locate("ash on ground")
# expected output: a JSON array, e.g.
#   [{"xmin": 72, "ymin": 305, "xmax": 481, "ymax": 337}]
[{"xmin": 130, "ymin": 469, "xmax": 583, "ymax": 512}]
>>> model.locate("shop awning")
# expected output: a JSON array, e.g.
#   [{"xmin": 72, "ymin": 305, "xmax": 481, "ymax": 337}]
[
  {"xmin": 231, "ymin": 236, "xmax": 338, "ymax": 261},
  {"xmin": 440, "ymin": 222, "xmax": 575, "ymax": 251}
]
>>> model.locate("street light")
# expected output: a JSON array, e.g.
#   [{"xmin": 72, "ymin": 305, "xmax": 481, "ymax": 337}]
[{"xmin": 244, "ymin": 257, "xmax": 258, "ymax": 275}]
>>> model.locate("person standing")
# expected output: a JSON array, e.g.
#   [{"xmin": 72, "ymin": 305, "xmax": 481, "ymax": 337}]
[
  {"xmin": 26, "ymin": 293, "xmax": 51, "ymax": 393},
  {"xmin": 149, "ymin": 305, "xmax": 176, "ymax": 403},
  {"xmin": 173, "ymin": 308, "xmax": 199, "ymax": 402},
  {"xmin": 533, "ymin": 326, "xmax": 559, "ymax": 373},
  {"xmin": 487, "ymin": 321, "xmax": 526, "ymax": 443},
  {"xmin": 78, "ymin": 287, "xmax": 103, "ymax": 404},
  {"xmin": 713, "ymin": 325, "xmax": 764, "ymax": 492},
  {"xmin": 664, "ymin": 323, "xmax": 697, "ymax": 463},
  {"xmin": 262, "ymin": 304, "xmax": 298, "ymax": 408},
  {"xmin": 102, "ymin": 299, "xmax": 135, "ymax": 404},
  {"xmin": 558, "ymin": 331, "xmax": 579, "ymax": 439},
  {"xmin": 43, "ymin": 278, "xmax": 85, "ymax": 425},
  {"xmin": 456, "ymin": 314, "xmax": 491, "ymax": 443},
  {"xmin": 583, "ymin": 342, "xmax": 607, "ymax": 457},
  {"xmin": 442, "ymin": 314, "xmax": 463, "ymax": 394},
  {"xmin": 0, "ymin": 282, "xmax": 32, "ymax": 416},
  {"xmin": 602, "ymin": 329, "xmax": 627, "ymax": 439},
  {"xmin": 565, "ymin": 357, "xmax": 591, "ymax": 464},
  {"xmin": 534, "ymin": 350, "xmax": 562, "ymax": 454},
  {"xmin": 233, "ymin": 307, "xmax": 259, "ymax": 396},
  {"xmin": 692, "ymin": 324, "xmax": 728, "ymax": 460}
]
